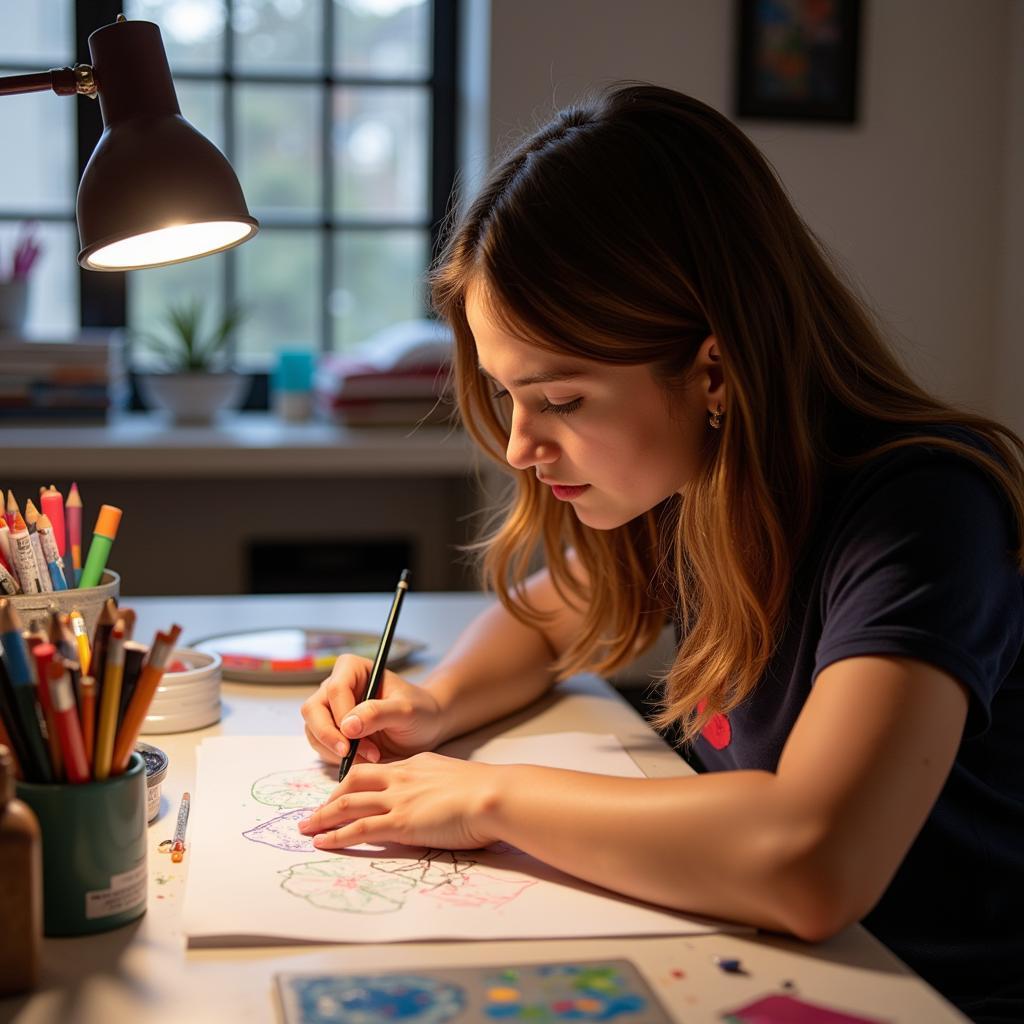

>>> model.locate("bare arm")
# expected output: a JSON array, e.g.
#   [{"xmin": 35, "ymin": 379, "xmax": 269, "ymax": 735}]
[
  {"xmin": 422, "ymin": 558, "xmax": 589, "ymax": 744},
  {"xmin": 472, "ymin": 655, "xmax": 968, "ymax": 938}
]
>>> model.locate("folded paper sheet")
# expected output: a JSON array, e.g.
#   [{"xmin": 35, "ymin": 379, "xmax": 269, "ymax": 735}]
[{"xmin": 182, "ymin": 732, "xmax": 743, "ymax": 946}]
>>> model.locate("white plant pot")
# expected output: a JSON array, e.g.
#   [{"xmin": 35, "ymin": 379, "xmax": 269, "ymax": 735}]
[{"xmin": 138, "ymin": 371, "xmax": 248, "ymax": 424}]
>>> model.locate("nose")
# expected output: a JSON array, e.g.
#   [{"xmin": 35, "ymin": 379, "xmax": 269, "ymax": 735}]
[{"xmin": 505, "ymin": 411, "xmax": 558, "ymax": 470}]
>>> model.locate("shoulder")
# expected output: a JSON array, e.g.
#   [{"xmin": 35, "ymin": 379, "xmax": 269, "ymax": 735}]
[{"xmin": 825, "ymin": 424, "xmax": 1017, "ymax": 543}]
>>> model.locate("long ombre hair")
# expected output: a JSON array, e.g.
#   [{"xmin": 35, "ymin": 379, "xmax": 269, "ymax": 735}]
[{"xmin": 430, "ymin": 84, "xmax": 1024, "ymax": 742}]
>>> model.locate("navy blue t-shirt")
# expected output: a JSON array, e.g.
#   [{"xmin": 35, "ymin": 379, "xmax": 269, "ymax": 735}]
[{"xmin": 689, "ymin": 430, "xmax": 1024, "ymax": 1022}]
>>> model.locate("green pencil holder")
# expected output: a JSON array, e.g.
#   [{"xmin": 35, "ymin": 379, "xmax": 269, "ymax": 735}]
[{"xmin": 15, "ymin": 751, "xmax": 147, "ymax": 936}]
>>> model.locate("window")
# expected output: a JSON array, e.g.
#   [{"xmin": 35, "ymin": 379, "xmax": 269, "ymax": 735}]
[{"xmin": 0, "ymin": 0, "xmax": 456, "ymax": 364}]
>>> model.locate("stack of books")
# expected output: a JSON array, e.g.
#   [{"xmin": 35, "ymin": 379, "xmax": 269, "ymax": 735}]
[
  {"xmin": 0, "ymin": 331, "xmax": 124, "ymax": 423},
  {"xmin": 314, "ymin": 320, "xmax": 453, "ymax": 427}
]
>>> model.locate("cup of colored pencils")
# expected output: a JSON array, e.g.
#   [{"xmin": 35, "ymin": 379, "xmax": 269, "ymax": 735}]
[
  {"xmin": 0, "ymin": 597, "xmax": 181, "ymax": 935},
  {"xmin": 1, "ymin": 483, "xmax": 124, "ymax": 637}
]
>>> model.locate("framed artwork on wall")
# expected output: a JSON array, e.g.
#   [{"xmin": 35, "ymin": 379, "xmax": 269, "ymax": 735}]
[{"xmin": 734, "ymin": 0, "xmax": 862, "ymax": 122}]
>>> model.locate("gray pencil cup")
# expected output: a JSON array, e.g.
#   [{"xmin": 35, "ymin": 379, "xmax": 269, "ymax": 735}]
[{"xmin": 5, "ymin": 570, "xmax": 120, "ymax": 638}]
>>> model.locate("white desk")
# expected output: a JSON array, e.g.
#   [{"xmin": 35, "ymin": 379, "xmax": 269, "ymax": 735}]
[{"xmin": 0, "ymin": 593, "xmax": 965, "ymax": 1024}]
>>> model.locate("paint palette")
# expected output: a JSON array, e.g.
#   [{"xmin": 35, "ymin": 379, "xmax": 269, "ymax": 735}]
[
  {"xmin": 276, "ymin": 960, "xmax": 672, "ymax": 1024},
  {"xmin": 190, "ymin": 627, "xmax": 425, "ymax": 684}
]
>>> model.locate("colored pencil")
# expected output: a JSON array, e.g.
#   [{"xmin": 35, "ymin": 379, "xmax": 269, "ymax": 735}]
[
  {"xmin": 66, "ymin": 482, "xmax": 83, "ymax": 586},
  {"xmin": 48, "ymin": 660, "xmax": 90, "ymax": 783},
  {"xmin": 30, "ymin": 642, "xmax": 63, "ymax": 780},
  {"xmin": 9, "ymin": 513, "xmax": 43, "ymax": 595},
  {"xmin": 0, "ymin": 600, "xmax": 52, "ymax": 782},
  {"xmin": 79, "ymin": 674, "xmax": 96, "ymax": 764},
  {"xmin": 111, "ymin": 624, "xmax": 181, "ymax": 774},
  {"xmin": 22, "ymin": 501, "xmax": 53, "ymax": 594},
  {"xmin": 36, "ymin": 513, "xmax": 68, "ymax": 591},
  {"xmin": 4, "ymin": 490, "xmax": 19, "ymax": 531},
  {"xmin": 93, "ymin": 620, "xmax": 125, "ymax": 780},
  {"xmin": 70, "ymin": 608, "xmax": 91, "ymax": 675}
]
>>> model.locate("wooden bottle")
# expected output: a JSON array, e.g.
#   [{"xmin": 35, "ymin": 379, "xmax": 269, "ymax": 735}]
[{"xmin": 0, "ymin": 745, "xmax": 42, "ymax": 994}]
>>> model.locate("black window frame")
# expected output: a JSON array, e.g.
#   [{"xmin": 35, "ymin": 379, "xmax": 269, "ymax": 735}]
[{"xmin": 3, "ymin": 0, "xmax": 458, "ymax": 407}]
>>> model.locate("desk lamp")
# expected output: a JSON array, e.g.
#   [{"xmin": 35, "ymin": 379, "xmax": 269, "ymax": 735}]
[{"xmin": 0, "ymin": 14, "xmax": 259, "ymax": 270}]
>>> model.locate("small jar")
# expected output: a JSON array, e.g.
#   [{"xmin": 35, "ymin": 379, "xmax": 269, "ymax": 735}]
[{"xmin": 0, "ymin": 744, "xmax": 42, "ymax": 994}]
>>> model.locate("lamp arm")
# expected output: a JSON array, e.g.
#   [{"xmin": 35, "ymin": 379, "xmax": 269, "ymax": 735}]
[{"xmin": 0, "ymin": 65, "xmax": 97, "ymax": 99}]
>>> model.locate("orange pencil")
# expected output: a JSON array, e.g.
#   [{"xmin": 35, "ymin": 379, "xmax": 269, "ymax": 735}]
[
  {"xmin": 79, "ymin": 675, "xmax": 96, "ymax": 764},
  {"xmin": 66, "ymin": 482, "xmax": 83, "ymax": 586},
  {"xmin": 93, "ymin": 620, "xmax": 125, "ymax": 780},
  {"xmin": 111, "ymin": 624, "xmax": 181, "ymax": 774}
]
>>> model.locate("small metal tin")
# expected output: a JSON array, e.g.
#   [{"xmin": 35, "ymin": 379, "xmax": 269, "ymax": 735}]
[{"xmin": 135, "ymin": 741, "xmax": 168, "ymax": 823}]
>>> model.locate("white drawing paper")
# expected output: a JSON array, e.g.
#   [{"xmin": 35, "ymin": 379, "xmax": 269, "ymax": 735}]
[{"xmin": 182, "ymin": 732, "xmax": 742, "ymax": 946}]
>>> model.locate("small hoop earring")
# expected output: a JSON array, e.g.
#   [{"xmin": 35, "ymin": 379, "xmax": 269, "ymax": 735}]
[{"xmin": 708, "ymin": 404, "xmax": 724, "ymax": 430}]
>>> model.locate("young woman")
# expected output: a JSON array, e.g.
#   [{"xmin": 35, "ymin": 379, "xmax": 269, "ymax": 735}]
[{"xmin": 300, "ymin": 85, "xmax": 1024, "ymax": 1023}]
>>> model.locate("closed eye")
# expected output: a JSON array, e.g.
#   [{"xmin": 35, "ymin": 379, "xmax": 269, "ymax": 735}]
[{"xmin": 541, "ymin": 397, "xmax": 583, "ymax": 415}]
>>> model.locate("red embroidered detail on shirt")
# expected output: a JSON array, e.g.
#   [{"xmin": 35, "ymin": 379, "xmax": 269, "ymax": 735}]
[{"xmin": 697, "ymin": 699, "xmax": 732, "ymax": 750}]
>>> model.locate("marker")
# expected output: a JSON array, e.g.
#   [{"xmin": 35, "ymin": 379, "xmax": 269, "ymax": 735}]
[
  {"xmin": 0, "ymin": 600, "xmax": 52, "ymax": 782},
  {"xmin": 93, "ymin": 620, "xmax": 126, "ymax": 780},
  {"xmin": 79, "ymin": 505, "xmax": 122, "ymax": 590},
  {"xmin": 66, "ymin": 483, "xmax": 83, "ymax": 586},
  {"xmin": 22, "ymin": 501, "xmax": 54, "ymax": 594},
  {"xmin": 171, "ymin": 791, "xmax": 190, "ymax": 862},
  {"xmin": 9, "ymin": 513, "xmax": 44, "ymax": 595},
  {"xmin": 111, "ymin": 624, "xmax": 182, "ymax": 774},
  {"xmin": 36, "ymin": 513, "xmax": 69, "ymax": 591},
  {"xmin": 337, "ymin": 569, "xmax": 410, "ymax": 782},
  {"xmin": 70, "ymin": 608, "xmax": 91, "ymax": 675},
  {"xmin": 79, "ymin": 674, "xmax": 97, "ymax": 765},
  {"xmin": 40, "ymin": 486, "xmax": 67, "ymax": 560}
]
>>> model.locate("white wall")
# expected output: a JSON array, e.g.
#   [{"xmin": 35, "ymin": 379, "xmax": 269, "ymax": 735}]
[{"xmin": 477, "ymin": 0, "xmax": 1019, "ymax": 419}]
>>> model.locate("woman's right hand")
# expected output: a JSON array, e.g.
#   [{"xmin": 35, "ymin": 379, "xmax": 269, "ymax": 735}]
[{"xmin": 300, "ymin": 654, "xmax": 444, "ymax": 765}]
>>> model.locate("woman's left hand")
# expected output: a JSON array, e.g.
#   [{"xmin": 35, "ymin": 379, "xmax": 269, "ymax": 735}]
[{"xmin": 297, "ymin": 752, "xmax": 503, "ymax": 851}]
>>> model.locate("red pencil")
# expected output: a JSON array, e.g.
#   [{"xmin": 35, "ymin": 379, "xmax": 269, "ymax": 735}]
[{"xmin": 47, "ymin": 661, "xmax": 90, "ymax": 783}]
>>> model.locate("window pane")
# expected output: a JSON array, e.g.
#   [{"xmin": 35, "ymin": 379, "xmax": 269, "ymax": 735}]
[
  {"xmin": 237, "ymin": 229, "xmax": 319, "ymax": 358},
  {"xmin": 331, "ymin": 229, "xmax": 427, "ymax": 349},
  {"xmin": 334, "ymin": 0, "xmax": 431, "ymax": 79},
  {"xmin": 175, "ymin": 79, "xmax": 225, "ymax": 151},
  {"xmin": 234, "ymin": 0, "xmax": 322, "ymax": 75},
  {"xmin": 0, "ymin": 5, "xmax": 73, "ymax": 66},
  {"xmin": 125, "ymin": 0, "xmax": 227, "ymax": 72},
  {"xmin": 0, "ymin": 69, "xmax": 75, "ymax": 214},
  {"xmin": 0, "ymin": 220, "xmax": 78, "ymax": 340},
  {"xmin": 236, "ymin": 84, "xmax": 321, "ymax": 220},
  {"xmin": 127, "ymin": 254, "xmax": 225, "ymax": 369},
  {"xmin": 334, "ymin": 87, "xmax": 429, "ymax": 221}
]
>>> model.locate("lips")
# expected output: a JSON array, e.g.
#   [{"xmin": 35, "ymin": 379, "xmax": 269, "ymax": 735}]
[{"xmin": 550, "ymin": 484, "xmax": 590, "ymax": 501}]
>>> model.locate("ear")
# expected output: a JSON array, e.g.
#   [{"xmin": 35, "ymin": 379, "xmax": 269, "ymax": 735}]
[{"xmin": 696, "ymin": 335, "xmax": 726, "ymax": 413}]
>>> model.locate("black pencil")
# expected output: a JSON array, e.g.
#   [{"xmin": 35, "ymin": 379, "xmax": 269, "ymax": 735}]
[{"xmin": 338, "ymin": 569, "xmax": 410, "ymax": 783}]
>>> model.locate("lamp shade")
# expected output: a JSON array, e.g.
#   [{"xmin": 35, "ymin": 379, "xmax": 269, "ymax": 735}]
[{"xmin": 77, "ymin": 19, "xmax": 258, "ymax": 271}]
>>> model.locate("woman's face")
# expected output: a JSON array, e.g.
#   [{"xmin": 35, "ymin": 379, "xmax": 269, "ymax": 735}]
[{"xmin": 467, "ymin": 285, "xmax": 717, "ymax": 531}]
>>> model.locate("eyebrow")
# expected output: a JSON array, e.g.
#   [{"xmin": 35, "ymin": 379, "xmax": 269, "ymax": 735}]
[{"xmin": 477, "ymin": 366, "xmax": 586, "ymax": 388}]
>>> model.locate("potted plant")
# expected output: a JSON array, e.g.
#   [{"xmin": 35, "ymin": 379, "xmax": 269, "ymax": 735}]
[{"xmin": 134, "ymin": 298, "xmax": 249, "ymax": 424}]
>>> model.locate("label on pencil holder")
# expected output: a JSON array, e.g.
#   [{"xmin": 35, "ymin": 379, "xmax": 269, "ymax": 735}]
[{"xmin": 85, "ymin": 861, "xmax": 147, "ymax": 920}]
